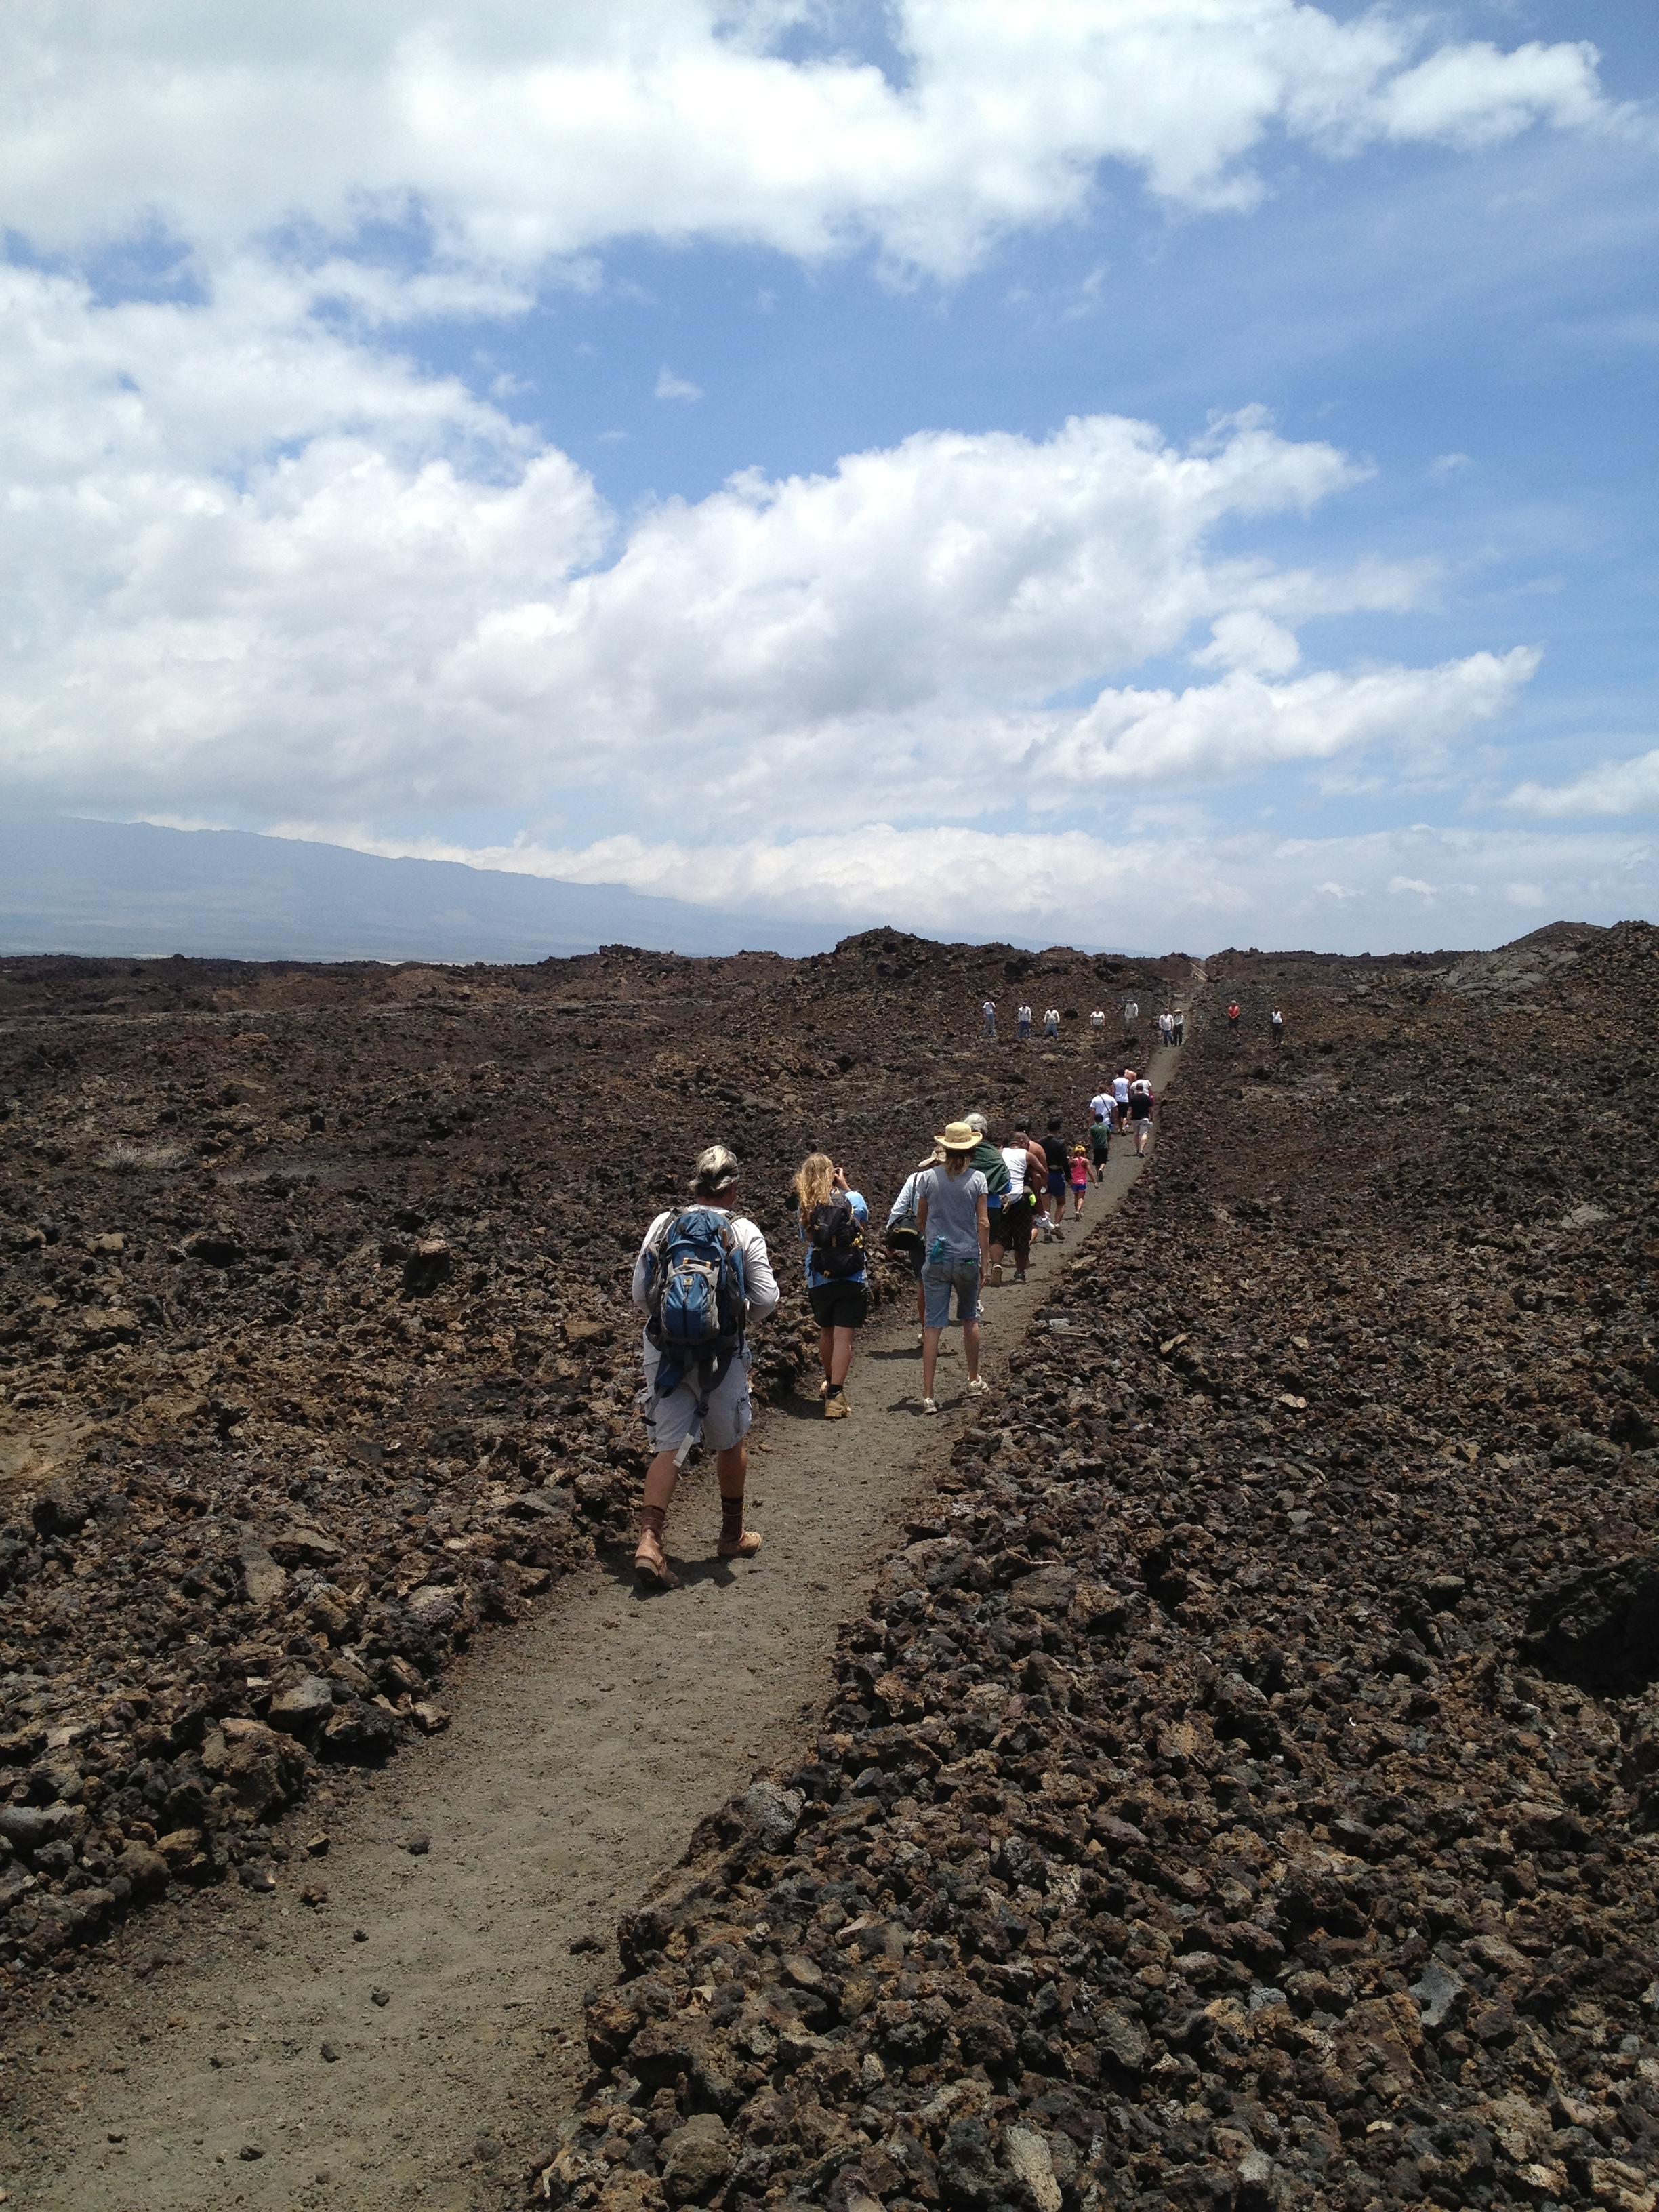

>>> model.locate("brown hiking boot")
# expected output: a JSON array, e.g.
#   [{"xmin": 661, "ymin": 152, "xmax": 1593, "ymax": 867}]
[{"xmin": 633, "ymin": 1528, "xmax": 680, "ymax": 1589}]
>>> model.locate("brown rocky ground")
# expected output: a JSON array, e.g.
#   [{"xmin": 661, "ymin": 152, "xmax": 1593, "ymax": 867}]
[
  {"xmin": 0, "ymin": 936, "xmax": 1189, "ymax": 1994},
  {"xmin": 531, "ymin": 922, "xmax": 1659, "ymax": 2212}
]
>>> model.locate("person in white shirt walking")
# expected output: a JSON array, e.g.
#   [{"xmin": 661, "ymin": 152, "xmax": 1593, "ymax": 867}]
[
  {"xmin": 630, "ymin": 1145, "xmax": 779, "ymax": 1589},
  {"xmin": 1000, "ymin": 1122, "xmax": 1046, "ymax": 1280},
  {"xmin": 981, "ymin": 998, "xmax": 997, "ymax": 1039}
]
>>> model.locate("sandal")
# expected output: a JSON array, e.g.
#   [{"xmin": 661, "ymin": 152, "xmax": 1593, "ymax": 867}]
[
  {"xmin": 716, "ymin": 1530, "xmax": 764, "ymax": 1560},
  {"xmin": 633, "ymin": 1529, "xmax": 680, "ymax": 1589}
]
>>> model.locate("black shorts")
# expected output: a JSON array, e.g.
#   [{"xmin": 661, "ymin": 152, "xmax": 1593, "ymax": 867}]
[{"xmin": 809, "ymin": 1279, "xmax": 869, "ymax": 1330}]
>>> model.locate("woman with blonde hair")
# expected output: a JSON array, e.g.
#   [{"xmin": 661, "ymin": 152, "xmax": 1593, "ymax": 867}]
[
  {"xmin": 794, "ymin": 1151, "xmax": 870, "ymax": 1420},
  {"xmin": 916, "ymin": 1122, "xmax": 991, "ymax": 1416}
]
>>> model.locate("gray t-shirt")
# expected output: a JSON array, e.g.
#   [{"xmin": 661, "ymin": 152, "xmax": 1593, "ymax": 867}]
[{"xmin": 919, "ymin": 1166, "xmax": 987, "ymax": 1260}]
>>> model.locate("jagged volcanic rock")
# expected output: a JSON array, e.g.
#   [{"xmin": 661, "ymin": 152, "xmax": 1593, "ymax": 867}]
[{"xmin": 529, "ymin": 922, "xmax": 1659, "ymax": 2212}]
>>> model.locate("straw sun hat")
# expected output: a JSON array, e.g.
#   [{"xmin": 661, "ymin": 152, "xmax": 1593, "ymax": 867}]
[{"xmin": 933, "ymin": 1120, "xmax": 979, "ymax": 1152}]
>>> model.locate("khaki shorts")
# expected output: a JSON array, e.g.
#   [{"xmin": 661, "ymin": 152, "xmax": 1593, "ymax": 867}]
[{"xmin": 640, "ymin": 1345, "xmax": 753, "ymax": 1454}]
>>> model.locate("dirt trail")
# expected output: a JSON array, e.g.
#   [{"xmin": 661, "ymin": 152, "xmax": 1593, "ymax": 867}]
[{"xmin": 5, "ymin": 1041, "xmax": 1183, "ymax": 2211}]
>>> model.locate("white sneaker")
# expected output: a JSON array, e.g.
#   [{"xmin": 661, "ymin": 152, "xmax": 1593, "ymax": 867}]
[
  {"xmin": 966, "ymin": 1377, "xmax": 989, "ymax": 1397},
  {"xmin": 922, "ymin": 1397, "xmax": 939, "ymax": 1416}
]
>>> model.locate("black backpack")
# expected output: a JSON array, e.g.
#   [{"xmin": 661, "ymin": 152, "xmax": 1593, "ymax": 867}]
[{"xmin": 810, "ymin": 1196, "xmax": 865, "ymax": 1280}]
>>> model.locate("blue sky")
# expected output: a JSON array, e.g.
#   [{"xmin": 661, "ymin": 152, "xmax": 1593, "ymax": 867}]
[{"xmin": 1, "ymin": 1, "xmax": 1654, "ymax": 951}]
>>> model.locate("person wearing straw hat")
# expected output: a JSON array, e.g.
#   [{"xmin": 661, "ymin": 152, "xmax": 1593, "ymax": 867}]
[{"xmin": 914, "ymin": 1121, "xmax": 991, "ymax": 1416}]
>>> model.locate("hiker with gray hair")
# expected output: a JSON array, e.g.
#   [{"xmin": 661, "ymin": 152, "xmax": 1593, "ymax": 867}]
[{"xmin": 630, "ymin": 1144, "xmax": 779, "ymax": 1590}]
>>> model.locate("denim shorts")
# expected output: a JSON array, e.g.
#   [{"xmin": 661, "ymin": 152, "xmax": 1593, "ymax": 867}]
[{"xmin": 923, "ymin": 1255, "xmax": 981, "ymax": 1329}]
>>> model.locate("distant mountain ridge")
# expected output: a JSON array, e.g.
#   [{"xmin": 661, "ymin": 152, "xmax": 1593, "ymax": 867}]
[{"xmin": 0, "ymin": 817, "xmax": 835, "ymax": 963}]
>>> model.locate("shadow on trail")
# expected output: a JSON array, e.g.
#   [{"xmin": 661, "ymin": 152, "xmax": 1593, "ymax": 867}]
[{"xmin": 596, "ymin": 1544, "xmax": 753, "ymax": 1601}]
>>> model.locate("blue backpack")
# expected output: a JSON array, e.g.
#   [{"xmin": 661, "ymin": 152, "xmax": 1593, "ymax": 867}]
[{"xmin": 643, "ymin": 1207, "xmax": 748, "ymax": 1412}]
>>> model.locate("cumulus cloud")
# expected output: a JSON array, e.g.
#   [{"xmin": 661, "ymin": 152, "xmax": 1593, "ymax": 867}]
[
  {"xmin": 0, "ymin": 3, "xmax": 1612, "ymax": 282},
  {"xmin": 1374, "ymin": 39, "xmax": 1604, "ymax": 151},
  {"xmin": 1043, "ymin": 651, "xmax": 1537, "ymax": 793},
  {"xmin": 655, "ymin": 366, "xmax": 703, "ymax": 401},
  {"xmin": 325, "ymin": 821, "xmax": 1654, "ymax": 954},
  {"xmin": 1503, "ymin": 747, "xmax": 1659, "ymax": 818},
  {"xmin": 0, "ymin": 284, "xmax": 1528, "ymax": 830}
]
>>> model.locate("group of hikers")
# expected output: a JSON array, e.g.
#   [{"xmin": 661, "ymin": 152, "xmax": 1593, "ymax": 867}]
[
  {"xmin": 983, "ymin": 997, "xmax": 1184, "ymax": 1046},
  {"xmin": 626, "ymin": 1073, "xmax": 1158, "ymax": 1589}
]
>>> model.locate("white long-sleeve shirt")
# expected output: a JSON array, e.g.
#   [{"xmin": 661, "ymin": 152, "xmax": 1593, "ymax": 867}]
[{"xmin": 630, "ymin": 1210, "xmax": 779, "ymax": 1332}]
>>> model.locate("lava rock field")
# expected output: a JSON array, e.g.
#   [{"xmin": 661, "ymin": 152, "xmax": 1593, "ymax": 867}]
[
  {"xmin": 0, "ymin": 934, "xmax": 1186, "ymax": 1992},
  {"xmin": 533, "ymin": 922, "xmax": 1659, "ymax": 2212}
]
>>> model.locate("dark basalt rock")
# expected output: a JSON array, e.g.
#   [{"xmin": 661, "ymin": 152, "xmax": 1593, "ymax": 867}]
[
  {"xmin": 1521, "ymin": 1555, "xmax": 1659, "ymax": 1694},
  {"xmin": 524, "ymin": 923, "xmax": 1659, "ymax": 2212}
]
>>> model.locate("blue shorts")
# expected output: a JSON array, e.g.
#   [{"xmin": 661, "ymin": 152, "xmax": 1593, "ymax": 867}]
[
  {"xmin": 923, "ymin": 1256, "xmax": 980, "ymax": 1329},
  {"xmin": 1046, "ymin": 1170, "xmax": 1066, "ymax": 1197}
]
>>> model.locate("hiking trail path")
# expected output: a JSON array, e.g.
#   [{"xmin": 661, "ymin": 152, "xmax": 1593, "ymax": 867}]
[{"xmin": 5, "ymin": 1031, "xmax": 1187, "ymax": 2211}]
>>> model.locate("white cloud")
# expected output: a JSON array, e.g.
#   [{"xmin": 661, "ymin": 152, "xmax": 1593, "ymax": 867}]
[
  {"xmin": 321, "ymin": 820, "xmax": 1654, "ymax": 953},
  {"xmin": 0, "ymin": 291, "xmax": 1528, "ymax": 829},
  {"xmin": 0, "ymin": 4, "xmax": 1613, "ymax": 284},
  {"xmin": 1194, "ymin": 610, "xmax": 1303, "ymax": 676},
  {"xmin": 655, "ymin": 366, "xmax": 703, "ymax": 401},
  {"xmin": 1374, "ymin": 39, "xmax": 1603, "ymax": 152},
  {"xmin": 1503, "ymin": 746, "xmax": 1659, "ymax": 818},
  {"xmin": 1042, "ymin": 650, "xmax": 1536, "ymax": 792}
]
